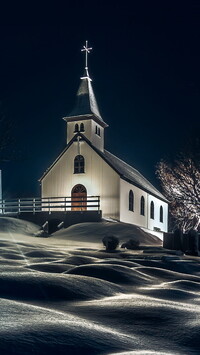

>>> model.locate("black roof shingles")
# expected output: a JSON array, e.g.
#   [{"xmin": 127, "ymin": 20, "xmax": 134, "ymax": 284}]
[{"xmin": 63, "ymin": 74, "xmax": 108, "ymax": 127}]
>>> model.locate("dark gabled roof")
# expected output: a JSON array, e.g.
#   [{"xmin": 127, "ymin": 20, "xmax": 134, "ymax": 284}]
[
  {"xmin": 63, "ymin": 71, "xmax": 108, "ymax": 128},
  {"xmin": 39, "ymin": 133, "xmax": 167, "ymax": 202},
  {"xmin": 103, "ymin": 150, "xmax": 168, "ymax": 202}
]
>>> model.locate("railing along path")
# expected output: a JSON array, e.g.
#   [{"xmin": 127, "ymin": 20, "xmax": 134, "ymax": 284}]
[{"xmin": 0, "ymin": 196, "xmax": 100, "ymax": 214}]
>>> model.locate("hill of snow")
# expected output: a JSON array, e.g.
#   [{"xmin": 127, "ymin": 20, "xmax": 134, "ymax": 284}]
[
  {"xmin": 0, "ymin": 217, "xmax": 200, "ymax": 354},
  {"xmin": 52, "ymin": 221, "xmax": 161, "ymax": 246}
]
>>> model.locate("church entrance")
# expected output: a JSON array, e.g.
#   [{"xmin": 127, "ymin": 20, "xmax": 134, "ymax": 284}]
[{"xmin": 71, "ymin": 184, "xmax": 87, "ymax": 211}]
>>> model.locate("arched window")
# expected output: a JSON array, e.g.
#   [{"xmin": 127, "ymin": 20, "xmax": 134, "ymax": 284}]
[
  {"xmin": 74, "ymin": 123, "xmax": 79, "ymax": 133},
  {"xmin": 74, "ymin": 155, "xmax": 85, "ymax": 174},
  {"xmin": 129, "ymin": 190, "xmax": 134, "ymax": 211},
  {"xmin": 80, "ymin": 123, "xmax": 85, "ymax": 132},
  {"xmin": 140, "ymin": 196, "xmax": 145, "ymax": 216},
  {"xmin": 160, "ymin": 206, "xmax": 163, "ymax": 223},
  {"xmin": 150, "ymin": 201, "xmax": 154, "ymax": 219}
]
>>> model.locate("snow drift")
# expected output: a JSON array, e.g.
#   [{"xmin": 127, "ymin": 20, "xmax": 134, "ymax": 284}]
[{"xmin": 0, "ymin": 217, "xmax": 200, "ymax": 354}]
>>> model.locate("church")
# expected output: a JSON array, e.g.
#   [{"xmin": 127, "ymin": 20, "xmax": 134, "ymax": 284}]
[{"xmin": 40, "ymin": 42, "xmax": 168, "ymax": 237}]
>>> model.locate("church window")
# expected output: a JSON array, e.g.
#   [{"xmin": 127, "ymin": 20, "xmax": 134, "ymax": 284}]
[
  {"xmin": 129, "ymin": 190, "xmax": 134, "ymax": 211},
  {"xmin": 160, "ymin": 206, "xmax": 163, "ymax": 223},
  {"xmin": 140, "ymin": 196, "xmax": 145, "ymax": 216},
  {"xmin": 80, "ymin": 123, "xmax": 85, "ymax": 132},
  {"xmin": 95, "ymin": 125, "xmax": 98, "ymax": 134},
  {"xmin": 74, "ymin": 123, "xmax": 79, "ymax": 133},
  {"xmin": 150, "ymin": 201, "xmax": 154, "ymax": 219},
  {"xmin": 74, "ymin": 155, "xmax": 85, "ymax": 174},
  {"xmin": 98, "ymin": 127, "xmax": 101, "ymax": 136}
]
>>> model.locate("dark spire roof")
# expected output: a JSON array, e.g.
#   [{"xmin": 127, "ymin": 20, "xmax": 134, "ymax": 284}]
[
  {"xmin": 69, "ymin": 71, "xmax": 101, "ymax": 117},
  {"xmin": 63, "ymin": 68, "xmax": 108, "ymax": 127}
]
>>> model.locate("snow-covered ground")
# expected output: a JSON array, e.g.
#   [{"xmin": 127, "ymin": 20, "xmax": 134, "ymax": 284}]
[{"xmin": 0, "ymin": 217, "xmax": 200, "ymax": 354}]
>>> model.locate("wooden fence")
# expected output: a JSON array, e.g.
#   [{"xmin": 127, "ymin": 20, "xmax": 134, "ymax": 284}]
[{"xmin": 0, "ymin": 196, "xmax": 100, "ymax": 214}]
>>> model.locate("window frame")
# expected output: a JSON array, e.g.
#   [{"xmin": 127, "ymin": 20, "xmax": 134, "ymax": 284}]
[
  {"xmin": 129, "ymin": 190, "xmax": 134, "ymax": 212},
  {"xmin": 160, "ymin": 205, "xmax": 163, "ymax": 223},
  {"xmin": 74, "ymin": 123, "xmax": 79, "ymax": 133},
  {"xmin": 150, "ymin": 201, "xmax": 154, "ymax": 219},
  {"xmin": 80, "ymin": 123, "xmax": 85, "ymax": 132},
  {"xmin": 74, "ymin": 155, "xmax": 85, "ymax": 174},
  {"xmin": 140, "ymin": 196, "xmax": 145, "ymax": 216}
]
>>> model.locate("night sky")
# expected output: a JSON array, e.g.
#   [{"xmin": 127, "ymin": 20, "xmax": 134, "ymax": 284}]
[{"xmin": 0, "ymin": 2, "xmax": 200, "ymax": 198}]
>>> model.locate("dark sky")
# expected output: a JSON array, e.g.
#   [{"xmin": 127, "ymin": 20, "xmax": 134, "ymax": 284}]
[{"xmin": 0, "ymin": 1, "xmax": 200, "ymax": 198}]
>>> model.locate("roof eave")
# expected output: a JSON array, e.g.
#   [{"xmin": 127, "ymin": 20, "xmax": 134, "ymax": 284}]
[{"xmin": 120, "ymin": 175, "xmax": 168, "ymax": 203}]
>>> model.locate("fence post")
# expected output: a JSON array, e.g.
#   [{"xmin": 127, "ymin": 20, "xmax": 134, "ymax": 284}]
[
  {"xmin": 18, "ymin": 199, "xmax": 21, "ymax": 213},
  {"xmin": 33, "ymin": 198, "xmax": 35, "ymax": 214},
  {"xmin": 48, "ymin": 198, "xmax": 51, "ymax": 214}
]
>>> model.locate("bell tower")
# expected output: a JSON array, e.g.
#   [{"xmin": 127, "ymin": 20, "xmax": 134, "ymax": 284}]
[{"xmin": 63, "ymin": 41, "xmax": 108, "ymax": 152}]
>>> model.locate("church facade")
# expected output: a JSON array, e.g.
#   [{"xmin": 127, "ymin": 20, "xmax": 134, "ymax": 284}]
[{"xmin": 40, "ymin": 43, "xmax": 168, "ymax": 236}]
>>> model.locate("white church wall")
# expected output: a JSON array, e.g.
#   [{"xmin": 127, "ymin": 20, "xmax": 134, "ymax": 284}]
[
  {"xmin": 119, "ymin": 179, "xmax": 168, "ymax": 233},
  {"xmin": 147, "ymin": 195, "xmax": 168, "ymax": 233},
  {"xmin": 67, "ymin": 120, "xmax": 104, "ymax": 151},
  {"xmin": 119, "ymin": 179, "xmax": 148, "ymax": 228},
  {"xmin": 41, "ymin": 141, "xmax": 120, "ymax": 219},
  {"xmin": 90, "ymin": 120, "xmax": 104, "ymax": 151},
  {"xmin": 67, "ymin": 120, "xmax": 91, "ymax": 144}
]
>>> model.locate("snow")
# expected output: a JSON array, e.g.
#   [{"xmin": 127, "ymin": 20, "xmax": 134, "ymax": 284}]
[{"xmin": 0, "ymin": 217, "xmax": 200, "ymax": 354}]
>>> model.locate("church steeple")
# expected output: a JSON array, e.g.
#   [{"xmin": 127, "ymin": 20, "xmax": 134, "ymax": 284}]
[
  {"xmin": 63, "ymin": 41, "xmax": 108, "ymax": 127},
  {"xmin": 66, "ymin": 69, "xmax": 104, "ymax": 123},
  {"xmin": 63, "ymin": 41, "xmax": 108, "ymax": 151}
]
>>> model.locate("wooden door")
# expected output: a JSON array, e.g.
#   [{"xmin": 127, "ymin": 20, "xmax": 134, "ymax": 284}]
[{"xmin": 71, "ymin": 184, "xmax": 87, "ymax": 211}]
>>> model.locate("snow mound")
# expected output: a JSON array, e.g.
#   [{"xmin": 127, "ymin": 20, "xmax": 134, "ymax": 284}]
[
  {"xmin": 25, "ymin": 249, "xmax": 64, "ymax": 258},
  {"xmin": 0, "ymin": 216, "xmax": 40, "ymax": 235},
  {"xmin": 66, "ymin": 264, "xmax": 154, "ymax": 285},
  {"xmin": 0, "ymin": 227, "xmax": 200, "ymax": 353},
  {"xmin": 135, "ymin": 266, "xmax": 200, "ymax": 282},
  {"xmin": 59, "ymin": 254, "xmax": 101, "ymax": 265},
  {"xmin": 0, "ymin": 272, "xmax": 123, "ymax": 301},
  {"xmin": 52, "ymin": 221, "xmax": 161, "ymax": 245},
  {"xmin": 25, "ymin": 262, "xmax": 74, "ymax": 273},
  {"xmin": 0, "ymin": 298, "xmax": 137, "ymax": 355},
  {"xmin": 96, "ymin": 259, "xmax": 142, "ymax": 267}
]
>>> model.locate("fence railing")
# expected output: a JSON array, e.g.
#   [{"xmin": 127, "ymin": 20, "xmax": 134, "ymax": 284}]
[{"xmin": 0, "ymin": 196, "xmax": 100, "ymax": 214}]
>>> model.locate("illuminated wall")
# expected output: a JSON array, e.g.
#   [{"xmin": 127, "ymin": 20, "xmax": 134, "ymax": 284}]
[
  {"xmin": 41, "ymin": 141, "xmax": 120, "ymax": 219},
  {"xmin": 41, "ymin": 140, "xmax": 168, "ymax": 233},
  {"xmin": 119, "ymin": 179, "xmax": 168, "ymax": 233},
  {"xmin": 67, "ymin": 120, "xmax": 104, "ymax": 151},
  {"xmin": 120, "ymin": 179, "xmax": 148, "ymax": 228},
  {"xmin": 147, "ymin": 194, "xmax": 168, "ymax": 233}
]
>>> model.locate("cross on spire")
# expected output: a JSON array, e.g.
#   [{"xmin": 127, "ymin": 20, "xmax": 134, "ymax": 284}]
[{"xmin": 81, "ymin": 41, "xmax": 92, "ymax": 71}]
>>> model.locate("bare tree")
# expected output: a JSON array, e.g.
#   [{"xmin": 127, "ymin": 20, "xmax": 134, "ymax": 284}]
[{"xmin": 156, "ymin": 139, "xmax": 200, "ymax": 232}]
